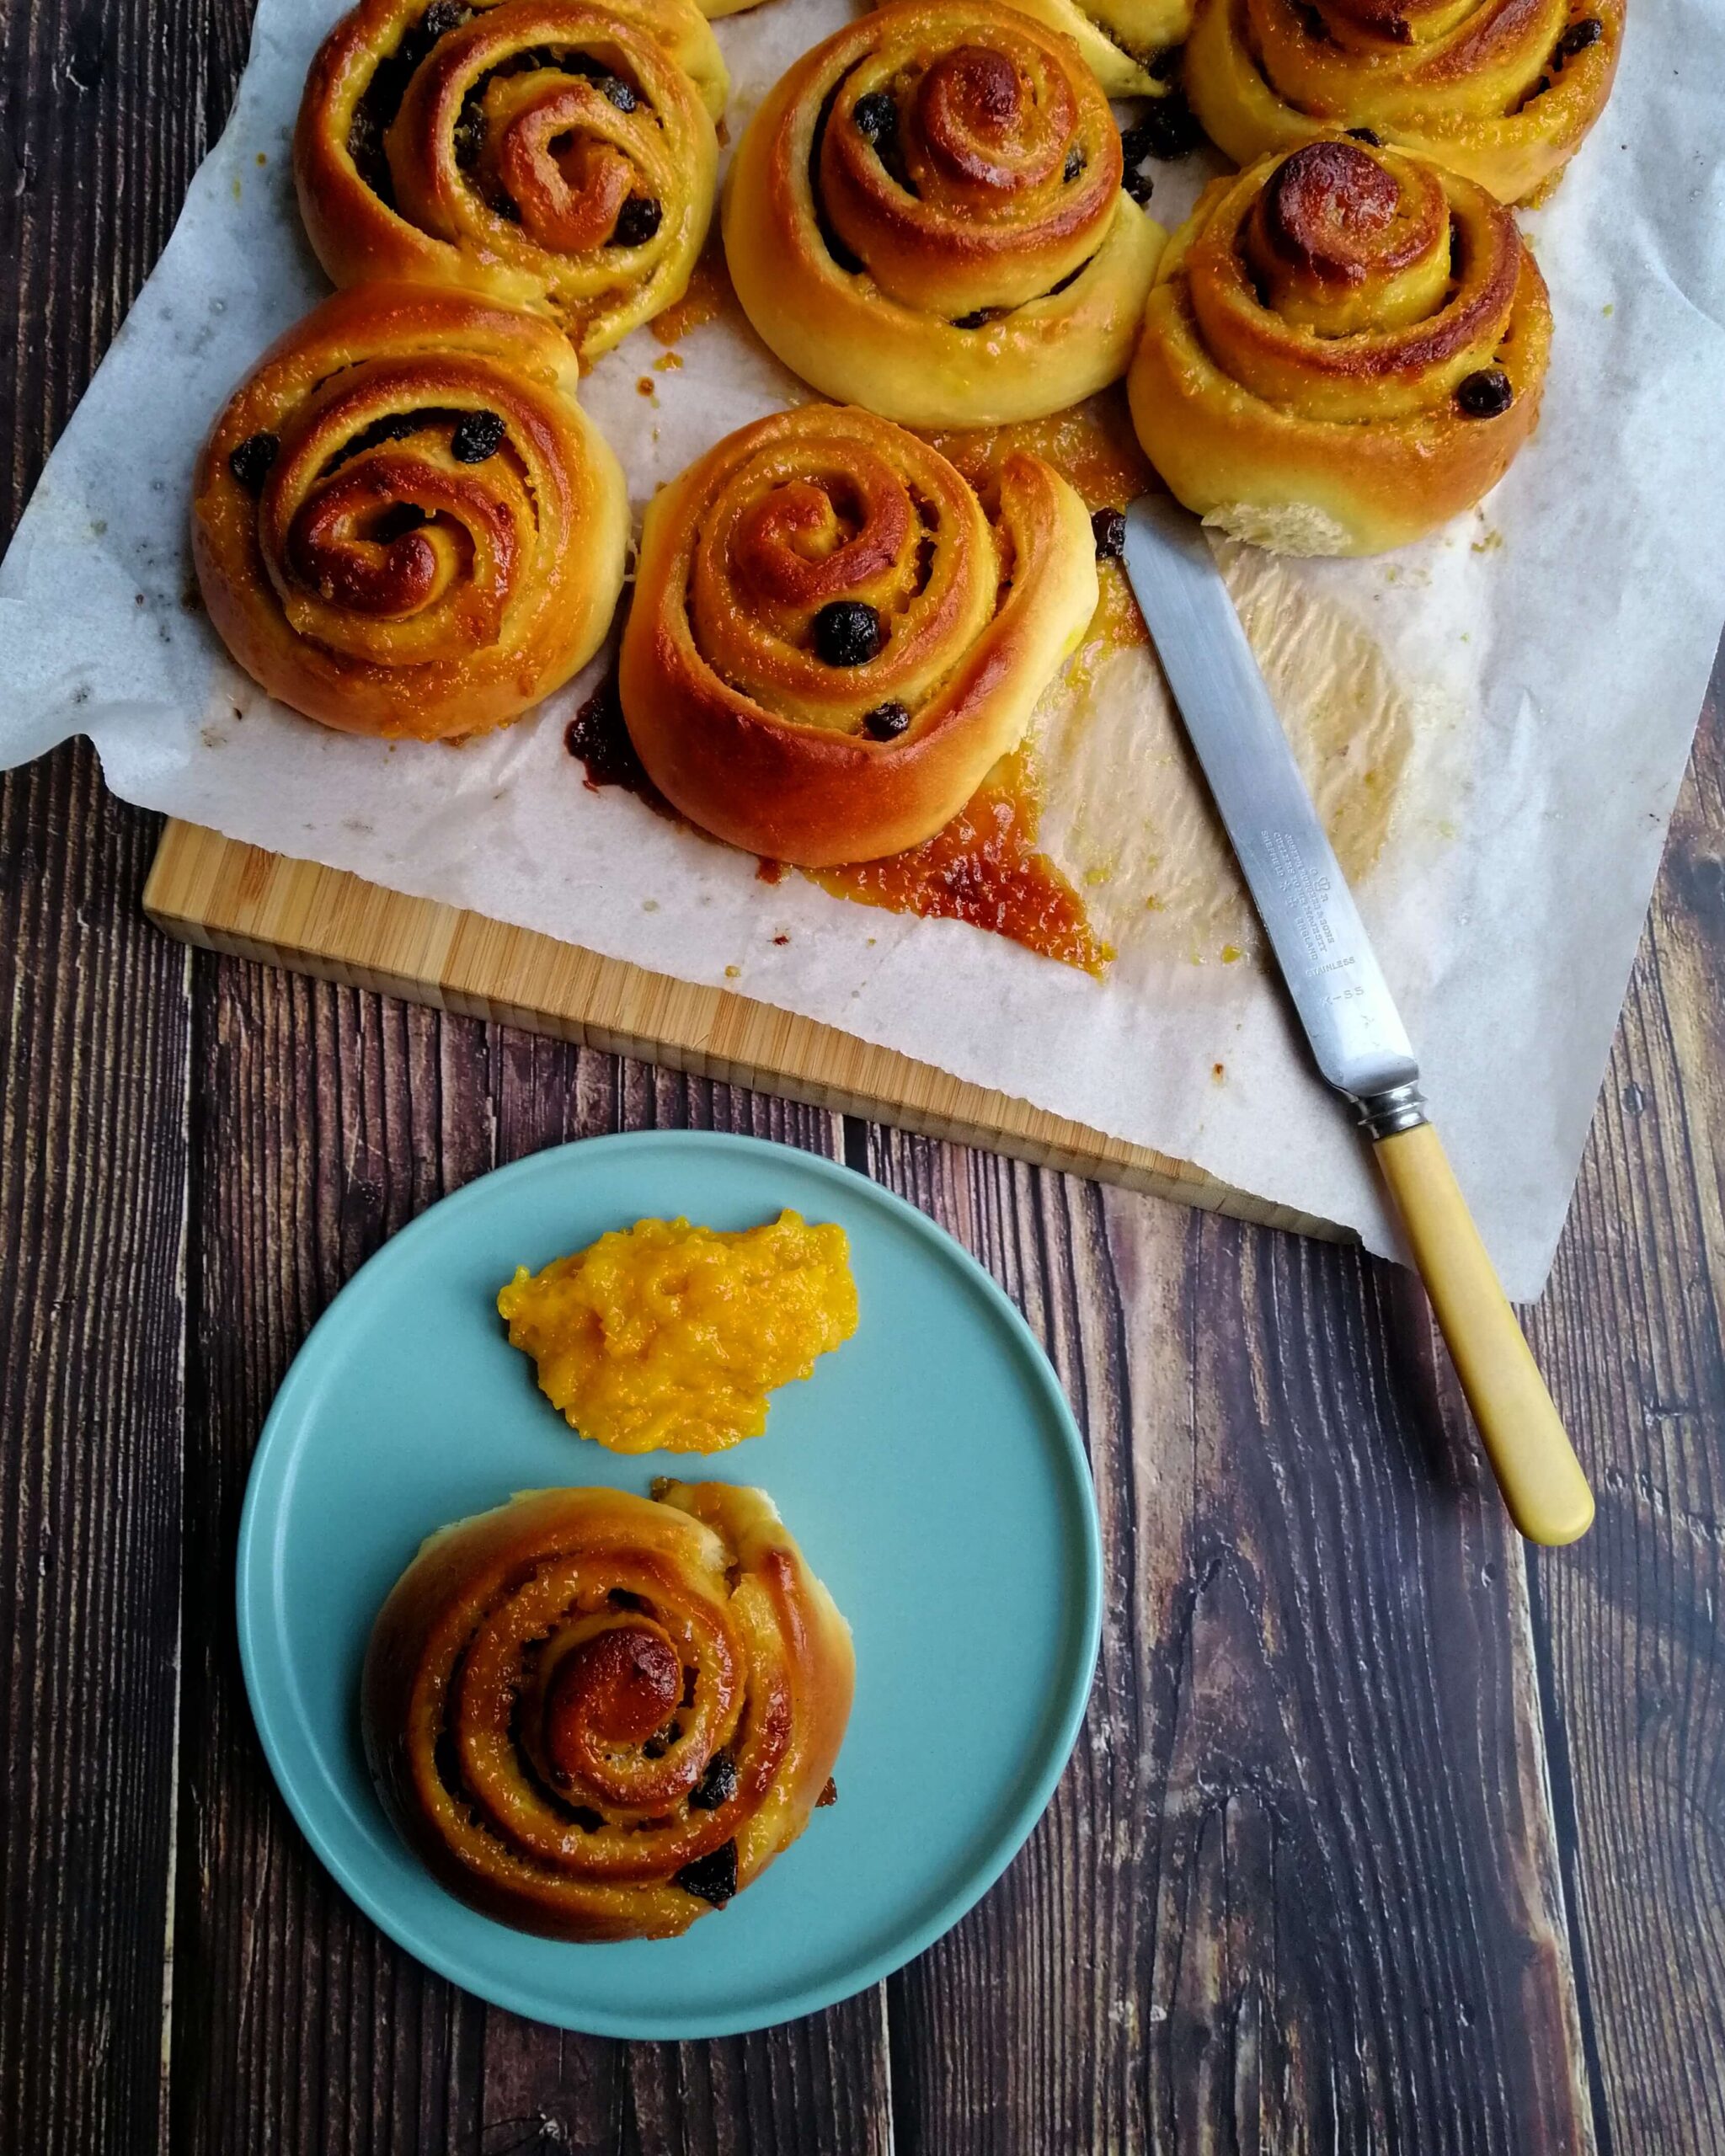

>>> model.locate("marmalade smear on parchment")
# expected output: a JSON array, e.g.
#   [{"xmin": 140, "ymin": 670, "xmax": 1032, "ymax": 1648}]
[
  {"xmin": 808, "ymin": 744, "xmax": 1109, "ymax": 974},
  {"xmin": 649, "ymin": 241, "xmax": 735, "ymax": 345},
  {"xmin": 497, "ymin": 1212, "xmax": 858, "ymax": 1455}
]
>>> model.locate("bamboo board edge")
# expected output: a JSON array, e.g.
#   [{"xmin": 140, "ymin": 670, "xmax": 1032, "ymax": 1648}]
[{"xmin": 143, "ymin": 819, "xmax": 1351, "ymax": 1245}]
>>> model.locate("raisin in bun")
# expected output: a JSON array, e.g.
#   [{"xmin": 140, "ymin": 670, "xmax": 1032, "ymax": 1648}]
[
  {"xmin": 618, "ymin": 403, "xmax": 1099, "ymax": 865},
  {"xmin": 362, "ymin": 1482, "xmax": 853, "ymax": 1941}
]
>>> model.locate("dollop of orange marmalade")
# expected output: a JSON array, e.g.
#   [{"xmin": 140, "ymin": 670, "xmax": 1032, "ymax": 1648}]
[
  {"xmin": 569, "ymin": 396, "xmax": 1151, "ymax": 976},
  {"xmin": 498, "ymin": 1211, "xmax": 857, "ymax": 1455}
]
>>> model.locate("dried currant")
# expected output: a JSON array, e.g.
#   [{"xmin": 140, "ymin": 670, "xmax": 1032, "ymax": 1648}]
[
  {"xmin": 688, "ymin": 1751, "xmax": 739, "ymax": 1810},
  {"xmin": 1456, "ymin": 366, "xmax": 1514, "ymax": 418},
  {"xmin": 599, "ymin": 73, "xmax": 637, "ymax": 110},
  {"xmin": 1091, "ymin": 506, "xmax": 1127, "ymax": 561},
  {"xmin": 674, "ymin": 1839, "xmax": 740, "ymax": 1907},
  {"xmin": 852, "ymin": 90, "xmax": 897, "ymax": 147},
  {"xmin": 451, "ymin": 408, "xmax": 506, "ymax": 462},
  {"xmin": 813, "ymin": 600, "xmax": 884, "ymax": 666},
  {"xmin": 612, "ymin": 195, "xmax": 663, "ymax": 246},
  {"xmin": 862, "ymin": 700, "xmax": 913, "ymax": 740},
  {"xmin": 1123, "ymin": 90, "xmax": 1205, "ymax": 163},
  {"xmin": 1557, "ymin": 15, "xmax": 1604, "ymax": 56},
  {"xmin": 227, "ymin": 432, "xmax": 280, "ymax": 493}
]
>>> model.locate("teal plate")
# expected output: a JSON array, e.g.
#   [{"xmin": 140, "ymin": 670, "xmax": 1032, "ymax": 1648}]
[{"xmin": 237, "ymin": 1130, "xmax": 1101, "ymax": 2039}]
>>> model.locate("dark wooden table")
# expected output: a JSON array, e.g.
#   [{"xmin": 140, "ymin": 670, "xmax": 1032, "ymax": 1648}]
[{"xmin": 4, "ymin": 3, "xmax": 1724, "ymax": 2149}]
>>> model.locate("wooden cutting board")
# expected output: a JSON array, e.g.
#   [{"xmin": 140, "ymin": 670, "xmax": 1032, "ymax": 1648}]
[{"xmin": 143, "ymin": 817, "xmax": 1345, "ymax": 1240}]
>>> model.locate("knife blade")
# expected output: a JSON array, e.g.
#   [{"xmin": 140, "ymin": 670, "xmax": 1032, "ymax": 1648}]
[{"xmin": 1120, "ymin": 494, "xmax": 1594, "ymax": 1545}]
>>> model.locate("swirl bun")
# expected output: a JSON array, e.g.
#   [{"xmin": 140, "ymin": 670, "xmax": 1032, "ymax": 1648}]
[
  {"xmin": 192, "ymin": 284, "xmax": 627, "ymax": 738},
  {"xmin": 295, "ymin": 0, "xmax": 727, "ymax": 359},
  {"xmin": 1184, "ymin": 0, "xmax": 1624, "ymax": 205},
  {"xmin": 618, "ymin": 404, "xmax": 1098, "ymax": 864},
  {"xmin": 362, "ymin": 1482, "xmax": 854, "ymax": 1940},
  {"xmin": 723, "ymin": 1, "xmax": 1165, "ymax": 427},
  {"xmin": 1127, "ymin": 140, "xmax": 1551, "ymax": 554}
]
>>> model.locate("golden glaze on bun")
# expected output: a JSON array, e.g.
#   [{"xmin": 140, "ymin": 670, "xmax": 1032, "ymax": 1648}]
[
  {"xmin": 964, "ymin": 0, "xmax": 1194, "ymax": 95},
  {"xmin": 295, "ymin": 0, "xmax": 725, "ymax": 360},
  {"xmin": 724, "ymin": 1, "xmax": 1165, "ymax": 427},
  {"xmin": 363, "ymin": 1482, "xmax": 854, "ymax": 1941},
  {"xmin": 192, "ymin": 283, "xmax": 627, "ymax": 739},
  {"xmin": 1128, "ymin": 139, "xmax": 1551, "ymax": 555},
  {"xmin": 1184, "ymin": 0, "xmax": 1624, "ymax": 205},
  {"xmin": 618, "ymin": 403, "xmax": 1099, "ymax": 864}
]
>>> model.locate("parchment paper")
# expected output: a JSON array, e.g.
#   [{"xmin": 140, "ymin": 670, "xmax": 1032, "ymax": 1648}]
[{"xmin": 2, "ymin": 0, "xmax": 1722, "ymax": 1298}]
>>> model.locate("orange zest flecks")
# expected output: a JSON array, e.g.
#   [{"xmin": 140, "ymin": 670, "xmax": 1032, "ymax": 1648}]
[
  {"xmin": 1066, "ymin": 558, "xmax": 1151, "ymax": 707},
  {"xmin": 925, "ymin": 389, "xmax": 1151, "ymax": 512},
  {"xmin": 809, "ymin": 744, "xmax": 1111, "ymax": 976},
  {"xmin": 931, "ymin": 391, "xmax": 1152, "ymax": 703},
  {"xmin": 650, "ymin": 241, "xmax": 735, "ymax": 345}
]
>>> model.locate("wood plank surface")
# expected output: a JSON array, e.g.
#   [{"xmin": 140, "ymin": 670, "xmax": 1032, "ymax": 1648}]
[
  {"xmin": 2, "ymin": 0, "xmax": 201, "ymax": 2143},
  {"xmin": 142, "ymin": 819, "xmax": 1340, "ymax": 1243},
  {"xmin": 0, "ymin": 750, "xmax": 190, "ymax": 2156},
  {"xmin": 3, "ymin": 0, "xmax": 1724, "ymax": 2146},
  {"xmin": 1528, "ymin": 675, "xmax": 1725, "ymax": 2155},
  {"xmin": 861, "ymin": 1134, "xmax": 1590, "ymax": 2155}
]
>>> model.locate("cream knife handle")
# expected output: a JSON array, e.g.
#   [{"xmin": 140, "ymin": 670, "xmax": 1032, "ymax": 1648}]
[{"xmin": 1372, "ymin": 1122, "xmax": 1594, "ymax": 1545}]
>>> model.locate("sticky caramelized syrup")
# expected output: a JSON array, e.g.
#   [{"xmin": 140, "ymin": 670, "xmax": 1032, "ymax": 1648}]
[
  {"xmin": 926, "ymin": 391, "xmax": 1152, "ymax": 514},
  {"xmin": 650, "ymin": 240, "xmax": 735, "ymax": 345},
  {"xmin": 565, "ymin": 676, "xmax": 666, "ymax": 806},
  {"xmin": 931, "ymin": 392, "xmax": 1152, "ymax": 703},
  {"xmin": 569, "ymin": 681, "xmax": 1105, "ymax": 970},
  {"xmin": 809, "ymin": 745, "xmax": 1111, "ymax": 976}
]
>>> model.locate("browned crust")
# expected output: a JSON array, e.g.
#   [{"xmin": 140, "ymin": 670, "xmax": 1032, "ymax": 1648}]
[
  {"xmin": 1128, "ymin": 144, "xmax": 1552, "ymax": 554},
  {"xmin": 190, "ymin": 282, "xmax": 626, "ymax": 739},
  {"xmin": 293, "ymin": 0, "xmax": 721, "ymax": 356},
  {"xmin": 1185, "ymin": 0, "xmax": 1625, "ymax": 204},
  {"xmin": 361, "ymin": 1485, "xmax": 853, "ymax": 1942},
  {"xmin": 617, "ymin": 406, "xmax": 1097, "ymax": 864},
  {"xmin": 720, "ymin": 0, "xmax": 1163, "ymax": 426}
]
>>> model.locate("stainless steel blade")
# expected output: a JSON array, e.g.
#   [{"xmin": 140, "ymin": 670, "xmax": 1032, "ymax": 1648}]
[{"xmin": 1120, "ymin": 494, "xmax": 1422, "ymax": 1118}]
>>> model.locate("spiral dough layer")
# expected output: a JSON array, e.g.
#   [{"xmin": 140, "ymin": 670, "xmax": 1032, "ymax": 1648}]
[
  {"xmin": 296, "ymin": 0, "xmax": 727, "ymax": 359},
  {"xmin": 619, "ymin": 404, "xmax": 1099, "ymax": 865},
  {"xmin": 363, "ymin": 1482, "xmax": 854, "ymax": 1941},
  {"xmin": 723, "ymin": 0, "xmax": 1165, "ymax": 427},
  {"xmin": 1184, "ymin": 0, "xmax": 1624, "ymax": 205},
  {"xmin": 192, "ymin": 284, "xmax": 628, "ymax": 739},
  {"xmin": 1127, "ymin": 139, "xmax": 1551, "ymax": 555}
]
